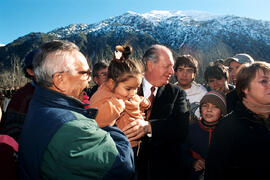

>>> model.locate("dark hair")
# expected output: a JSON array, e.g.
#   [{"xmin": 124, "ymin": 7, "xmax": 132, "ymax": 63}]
[
  {"xmin": 115, "ymin": 45, "xmax": 133, "ymax": 61},
  {"xmin": 174, "ymin": 55, "xmax": 198, "ymax": 75},
  {"xmin": 108, "ymin": 45, "xmax": 144, "ymax": 89},
  {"xmin": 23, "ymin": 49, "xmax": 40, "ymax": 79},
  {"xmin": 214, "ymin": 59, "xmax": 225, "ymax": 65},
  {"xmin": 92, "ymin": 61, "xmax": 109, "ymax": 77},
  {"xmin": 204, "ymin": 63, "xmax": 229, "ymax": 82},
  {"xmin": 236, "ymin": 61, "xmax": 270, "ymax": 100}
]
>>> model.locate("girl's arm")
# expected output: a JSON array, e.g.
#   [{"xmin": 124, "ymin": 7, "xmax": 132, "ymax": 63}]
[{"xmin": 90, "ymin": 98, "xmax": 125, "ymax": 127}]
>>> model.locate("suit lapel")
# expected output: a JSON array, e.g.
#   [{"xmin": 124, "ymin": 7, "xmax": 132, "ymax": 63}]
[
  {"xmin": 151, "ymin": 85, "xmax": 165, "ymax": 117},
  {"xmin": 155, "ymin": 85, "xmax": 165, "ymax": 100}
]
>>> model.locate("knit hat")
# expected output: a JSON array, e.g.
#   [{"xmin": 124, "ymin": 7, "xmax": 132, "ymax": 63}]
[
  {"xmin": 200, "ymin": 91, "xmax": 227, "ymax": 115},
  {"xmin": 224, "ymin": 53, "xmax": 254, "ymax": 66}
]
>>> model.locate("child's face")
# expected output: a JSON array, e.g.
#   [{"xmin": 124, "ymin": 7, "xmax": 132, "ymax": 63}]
[
  {"xmin": 113, "ymin": 76, "xmax": 142, "ymax": 100},
  {"xmin": 207, "ymin": 77, "xmax": 228, "ymax": 93},
  {"xmin": 201, "ymin": 103, "xmax": 222, "ymax": 123}
]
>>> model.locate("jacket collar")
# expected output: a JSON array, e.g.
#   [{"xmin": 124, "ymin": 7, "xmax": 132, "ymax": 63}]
[
  {"xmin": 234, "ymin": 101, "xmax": 270, "ymax": 130},
  {"xmin": 198, "ymin": 118, "xmax": 217, "ymax": 132},
  {"xmin": 33, "ymin": 85, "xmax": 97, "ymax": 119}
]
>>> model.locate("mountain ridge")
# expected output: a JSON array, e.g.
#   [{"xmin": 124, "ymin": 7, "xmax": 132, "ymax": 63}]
[{"xmin": 1, "ymin": 10, "xmax": 270, "ymax": 73}]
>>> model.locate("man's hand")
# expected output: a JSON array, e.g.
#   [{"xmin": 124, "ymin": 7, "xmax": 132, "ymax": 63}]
[{"xmin": 122, "ymin": 118, "xmax": 152, "ymax": 141}]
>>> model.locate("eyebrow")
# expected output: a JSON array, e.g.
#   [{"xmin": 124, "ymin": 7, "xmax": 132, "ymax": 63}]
[
  {"xmin": 258, "ymin": 75, "xmax": 269, "ymax": 79},
  {"xmin": 178, "ymin": 67, "xmax": 193, "ymax": 70},
  {"xmin": 77, "ymin": 69, "xmax": 92, "ymax": 75},
  {"xmin": 125, "ymin": 85, "xmax": 138, "ymax": 89}
]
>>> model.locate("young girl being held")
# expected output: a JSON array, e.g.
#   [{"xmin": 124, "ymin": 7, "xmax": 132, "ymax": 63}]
[
  {"xmin": 187, "ymin": 91, "xmax": 227, "ymax": 180},
  {"xmin": 89, "ymin": 44, "xmax": 150, "ymax": 147}
]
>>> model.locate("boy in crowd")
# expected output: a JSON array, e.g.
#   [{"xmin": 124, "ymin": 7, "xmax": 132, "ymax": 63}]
[
  {"xmin": 187, "ymin": 91, "xmax": 227, "ymax": 180},
  {"xmin": 224, "ymin": 53, "xmax": 254, "ymax": 113},
  {"xmin": 174, "ymin": 55, "xmax": 207, "ymax": 121},
  {"xmin": 225, "ymin": 53, "xmax": 254, "ymax": 85},
  {"xmin": 204, "ymin": 62, "xmax": 233, "ymax": 95}
]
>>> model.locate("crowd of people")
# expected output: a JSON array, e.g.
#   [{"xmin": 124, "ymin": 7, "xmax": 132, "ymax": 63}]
[{"xmin": 0, "ymin": 39, "xmax": 270, "ymax": 180}]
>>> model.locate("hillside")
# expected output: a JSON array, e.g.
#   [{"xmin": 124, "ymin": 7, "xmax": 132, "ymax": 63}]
[{"xmin": 1, "ymin": 10, "xmax": 270, "ymax": 73}]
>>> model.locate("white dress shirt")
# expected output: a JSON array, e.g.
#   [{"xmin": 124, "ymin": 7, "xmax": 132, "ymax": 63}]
[{"xmin": 142, "ymin": 78, "xmax": 157, "ymax": 98}]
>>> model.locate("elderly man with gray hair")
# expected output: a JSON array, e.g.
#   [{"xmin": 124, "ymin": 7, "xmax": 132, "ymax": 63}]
[
  {"xmin": 123, "ymin": 44, "xmax": 190, "ymax": 180},
  {"xmin": 18, "ymin": 40, "xmax": 134, "ymax": 180}
]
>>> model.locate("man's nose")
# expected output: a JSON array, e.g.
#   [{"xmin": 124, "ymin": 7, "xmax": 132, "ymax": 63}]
[
  {"xmin": 87, "ymin": 77, "xmax": 92, "ymax": 84},
  {"xmin": 169, "ymin": 66, "xmax": 174, "ymax": 75},
  {"xmin": 182, "ymin": 70, "xmax": 189, "ymax": 76}
]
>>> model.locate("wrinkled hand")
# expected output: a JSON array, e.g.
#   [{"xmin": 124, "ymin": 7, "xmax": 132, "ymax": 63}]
[
  {"xmin": 122, "ymin": 118, "xmax": 151, "ymax": 141},
  {"xmin": 193, "ymin": 159, "xmax": 205, "ymax": 171}
]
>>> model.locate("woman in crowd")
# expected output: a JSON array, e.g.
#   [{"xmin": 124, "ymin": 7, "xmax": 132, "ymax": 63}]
[{"xmin": 205, "ymin": 61, "xmax": 270, "ymax": 180}]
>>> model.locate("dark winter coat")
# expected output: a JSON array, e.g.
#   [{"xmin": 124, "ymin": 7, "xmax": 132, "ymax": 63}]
[
  {"xmin": 205, "ymin": 101, "xmax": 270, "ymax": 180},
  {"xmin": 136, "ymin": 83, "xmax": 190, "ymax": 180},
  {"xmin": 187, "ymin": 118, "xmax": 217, "ymax": 180},
  {"xmin": 19, "ymin": 85, "xmax": 135, "ymax": 180}
]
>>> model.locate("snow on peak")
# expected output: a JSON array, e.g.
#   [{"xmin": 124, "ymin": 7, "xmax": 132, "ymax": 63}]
[
  {"xmin": 140, "ymin": 10, "xmax": 178, "ymax": 21},
  {"xmin": 140, "ymin": 10, "xmax": 220, "ymax": 22},
  {"xmin": 48, "ymin": 10, "xmax": 270, "ymax": 47},
  {"xmin": 178, "ymin": 10, "xmax": 221, "ymax": 21}
]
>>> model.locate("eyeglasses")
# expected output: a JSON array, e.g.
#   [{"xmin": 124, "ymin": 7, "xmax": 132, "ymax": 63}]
[
  {"xmin": 78, "ymin": 69, "xmax": 92, "ymax": 77},
  {"xmin": 53, "ymin": 69, "xmax": 92, "ymax": 79}
]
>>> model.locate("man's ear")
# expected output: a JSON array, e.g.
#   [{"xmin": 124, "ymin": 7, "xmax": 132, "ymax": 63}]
[
  {"xmin": 146, "ymin": 61, "xmax": 153, "ymax": 72},
  {"xmin": 52, "ymin": 73, "xmax": 66, "ymax": 92}
]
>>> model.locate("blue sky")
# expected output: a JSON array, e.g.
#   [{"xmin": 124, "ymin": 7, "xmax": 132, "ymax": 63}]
[{"xmin": 1, "ymin": 0, "xmax": 269, "ymax": 45}]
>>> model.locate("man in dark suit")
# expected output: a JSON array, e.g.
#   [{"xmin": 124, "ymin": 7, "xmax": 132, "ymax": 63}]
[{"xmin": 123, "ymin": 44, "xmax": 190, "ymax": 180}]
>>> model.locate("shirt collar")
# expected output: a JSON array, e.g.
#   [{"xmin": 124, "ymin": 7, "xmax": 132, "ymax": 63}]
[{"xmin": 142, "ymin": 78, "xmax": 157, "ymax": 98}]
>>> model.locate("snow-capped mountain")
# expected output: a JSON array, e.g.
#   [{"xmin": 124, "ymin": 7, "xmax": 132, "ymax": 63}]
[
  {"xmin": 46, "ymin": 10, "xmax": 270, "ymax": 65},
  {"xmin": 49, "ymin": 10, "xmax": 222, "ymax": 37},
  {"xmin": 49, "ymin": 10, "xmax": 270, "ymax": 48},
  {"xmin": 1, "ymin": 10, "xmax": 270, "ymax": 71}
]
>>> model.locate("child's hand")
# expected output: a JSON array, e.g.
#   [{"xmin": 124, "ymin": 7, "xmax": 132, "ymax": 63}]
[
  {"xmin": 140, "ymin": 97, "xmax": 151, "ymax": 109},
  {"xmin": 125, "ymin": 99, "xmax": 139, "ymax": 111},
  {"xmin": 193, "ymin": 159, "xmax": 205, "ymax": 171},
  {"xmin": 118, "ymin": 99, "xmax": 125, "ymax": 110}
]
